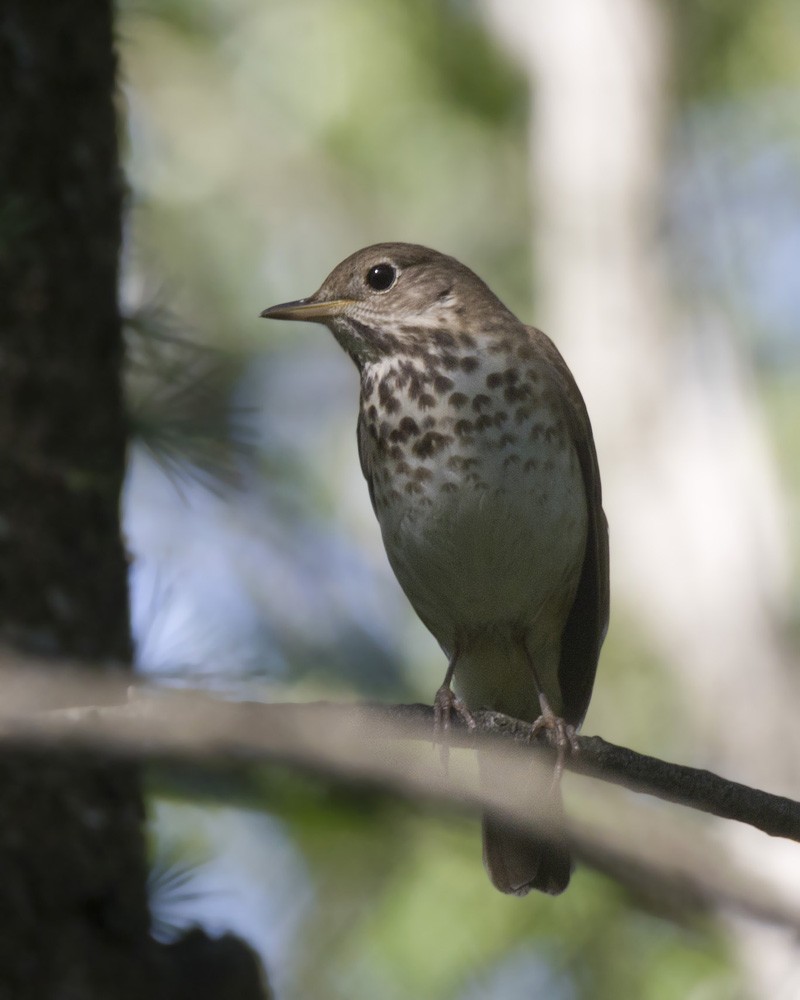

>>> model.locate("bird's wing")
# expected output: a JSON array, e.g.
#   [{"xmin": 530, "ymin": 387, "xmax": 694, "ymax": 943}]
[
  {"xmin": 526, "ymin": 326, "xmax": 610, "ymax": 727},
  {"xmin": 356, "ymin": 410, "xmax": 379, "ymax": 516}
]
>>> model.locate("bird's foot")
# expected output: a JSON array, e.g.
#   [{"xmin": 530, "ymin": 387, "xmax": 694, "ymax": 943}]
[
  {"xmin": 433, "ymin": 683, "xmax": 476, "ymax": 734},
  {"xmin": 433, "ymin": 684, "xmax": 476, "ymax": 772},
  {"xmin": 530, "ymin": 696, "xmax": 579, "ymax": 786},
  {"xmin": 530, "ymin": 712, "xmax": 579, "ymax": 755}
]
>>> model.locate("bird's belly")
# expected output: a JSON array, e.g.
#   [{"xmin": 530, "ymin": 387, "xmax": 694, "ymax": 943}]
[{"xmin": 375, "ymin": 435, "xmax": 588, "ymax": 652}]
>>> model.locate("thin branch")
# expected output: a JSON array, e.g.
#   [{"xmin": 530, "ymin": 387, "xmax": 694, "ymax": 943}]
[
  {"xmin": 0, "ymin": 654, "xmax": 799, "ymax": 930},
  {"xmin": 370, "ymin": 702, "xmax": 800, "ymax": 843}
]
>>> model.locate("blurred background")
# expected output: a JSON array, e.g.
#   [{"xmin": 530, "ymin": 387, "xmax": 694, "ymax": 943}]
[{"xmin": 118, "ymin": 1, "xmax": 800, "ymax": 997}]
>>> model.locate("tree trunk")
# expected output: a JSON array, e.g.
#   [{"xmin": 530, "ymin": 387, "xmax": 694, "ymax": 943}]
[
  {"xmin": 0, "ymin": 5, "xmax": 268, "ymax": 997},
  {"xmin": 0, "ymin": 3, "xmax": 157, "ymax": 996}
]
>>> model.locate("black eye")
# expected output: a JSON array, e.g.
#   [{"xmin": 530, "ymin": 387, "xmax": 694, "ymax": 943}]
[{"xmin": 366, "ymin": 263, "xmax": 396, "ymax": 291}]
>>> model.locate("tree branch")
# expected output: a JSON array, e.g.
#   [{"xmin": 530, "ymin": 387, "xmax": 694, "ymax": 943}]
[
  {"xmin": 370, "ymin": 702, "xmax": 800, "ymax": 843},
  {"xmin": 1, "ymin": 653, "xmax": 799, "ymax": 929}
]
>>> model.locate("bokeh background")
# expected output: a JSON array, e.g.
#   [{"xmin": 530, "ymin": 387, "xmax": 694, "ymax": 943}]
[{"xmin": 118, "ymin": 1, "xmax": 800, "ymax": 997}]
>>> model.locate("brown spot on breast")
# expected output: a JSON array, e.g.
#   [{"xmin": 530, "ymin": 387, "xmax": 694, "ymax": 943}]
[
  {"xmin": 440, "ymin": 353, "xmax": 459, "ymax": 370},
  {"xmin": 460, "ymin": 356, "xmax": 479, "ymax": 373},
  {"xmin": 433, "ymin": 373, "xmax": 454, "ymax": 393},
  {"xmin": 387, "ymin": 419, "xmax": 414, "ymax": 446},
  {"xmin": 503, "ymin": 454, "xmax": 520, "ymax": 468},
  {"xmin": 515, "ymin": 405, "xmax": 532, "ymax": 423},
  {"xmin": 431, "ymin": 329, "xmax": 457, "ymax": 350},
  {"xmin": 367, "ymin": 404, "xmax": 377, "ymax": 421},
  {"xmin": 488, "ymin": 338, "xmax": 513, "ymax": 354},
  {"xmin": 472, "ymin": 394, "xmax": 491, "ymax": 412},
  {"xmin": 363, "ymin": 375, "xmax": 375, "ymax": 395},
  {"xmin": 503, "ymin": 368, "xmax": 519, "ymax": 384},
  {"xmin": 486, "ymin": 372, "xmax": 503, "ymax": 389},
  {"xmin": 475, "ymin": 414, "xmax": 493, "ymax": 431},
  {"xmin": 378, "ymin": 382, "xmax": 400, "ymax": 413},
  {"xmin": 388, "ymin": 445, "xmax": 403, "ymax": 460},
  {"xmin": 504, "ymin": 384, "xmax": 532, "ymax": 403},
  {"xmin": 396, "ymin": 361, "xmax": 416, "ymax": 388},
  {"xmin": 405, "ymin": 480, "xmax": 424, "ymax": 495},
  {"xmin": 524, "ymin": 458, "xmax": 539, "ymax": 472},
  {"xmin": 407, "ymin": 371, "xmax": 427, "ymax": 400},
  {"xmin": 412, "ymin": 431, "xmax": 453, "ymax": 458},
  {"xmin": 529, "ymin": 425, "xmax": 543, "ymax": 442},
  {"xmin": 493, "ymin": 411, "xmax": 508, "ymax": 426},
  {"xmin": 449, "ymin": 392, "xmax": 469, "ymax": 409},
  {"xmin": 461, "ymin": 333, "xmax": 477, "ymax": 349},
  {"xmin": 498, "ymin": 433, "xmax": 517, "ymax": 447},
  {"xmin": 400, "ymin": 415, "xmax": 420, "ymax": 436},
  {"xmin": 454, "ymin": 419, "xmax": 474, "ymax": 436},
  {"xmin": 395, "ymin": 460, "xmax": 411, "ymax": 475},
  {"xmin": 413, "ymin": 466, "xmax": 432, "ymax": 481},
  {"xmin": 440, "ymin": 481, "xmax": 458, "ymax": 493},
  {"xmin": 418, "ymin": 393, "xmax": 436, "ymax": 410},
  {"xmin": 525, "ymin": 368, "xmax": 541, "ymax": 382}
]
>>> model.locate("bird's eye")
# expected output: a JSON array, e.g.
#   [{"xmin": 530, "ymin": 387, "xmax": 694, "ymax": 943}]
[{"xmin": 366, "ymin": 263, "xmax": 396, "ymax": 292}]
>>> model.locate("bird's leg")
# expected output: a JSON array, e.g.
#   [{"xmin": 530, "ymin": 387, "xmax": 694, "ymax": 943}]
[
  {"xmin": 524, "ymin": 651, "xmax": 579, "ymax": 786},
  {"xmin": 433, "ymin": 649, "xmax": 476, "ymax": 771},
  {"xmin": 530, "ymin": 692, "xmax": 579, "ymax": 785},
  {"xmin": 433, "ymin": 649, "xmax": 476, "ymax": 732}
]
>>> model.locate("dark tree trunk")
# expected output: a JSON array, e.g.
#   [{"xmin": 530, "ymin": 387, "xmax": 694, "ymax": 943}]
[
  {"xmin": 0, "ymin": 3, "xmax": 157, "ymax": 997},
  {"xmin": 0, "ymin": 5, "xmax": 268, "ymax": 998}
]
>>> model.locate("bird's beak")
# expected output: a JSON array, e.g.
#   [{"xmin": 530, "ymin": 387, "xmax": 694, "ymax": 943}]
[{"xmin": 259, "ymin": 296, "xmax": 352, "ymax": 323}]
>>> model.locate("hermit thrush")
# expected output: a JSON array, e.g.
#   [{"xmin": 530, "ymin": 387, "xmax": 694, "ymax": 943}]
[{"xmin": 261, "ymin": 243, "xmax": 609, "ymax": 895}]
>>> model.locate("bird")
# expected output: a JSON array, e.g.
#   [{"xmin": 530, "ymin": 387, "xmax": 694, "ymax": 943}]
[{"xmin": 260, "ymin": 243, "xmax": 609, "ymax": 895}]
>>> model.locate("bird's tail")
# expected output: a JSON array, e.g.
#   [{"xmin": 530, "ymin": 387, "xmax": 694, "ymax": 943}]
[
  {"xmin": 455, "ymin": 639, "xmax": 572, "ymax": 893},
  {"xmin": 479, "ymin": 749, "xmax": 572, "ymax": 896}
]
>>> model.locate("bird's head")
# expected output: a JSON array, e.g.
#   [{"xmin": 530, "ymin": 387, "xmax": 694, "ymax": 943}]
[{"xmin": 260, "ymin": 242, "xmax": 518, "ymax": 367}]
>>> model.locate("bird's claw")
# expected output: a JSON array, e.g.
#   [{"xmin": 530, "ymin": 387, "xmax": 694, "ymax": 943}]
[
  {"xmin": 530, "ymin": 713, "xmax": 579, "ymax": 753},
  {"xmin": 434, "ymin": 684, "xmax": 476, "ymax": 733},
  {"xmin": 433, "ymin": 685, "xmax": 476, "ymax": 773},
  {"xmin": 530, "ymin": 702, "xmax": 579, "ymax": 787}
]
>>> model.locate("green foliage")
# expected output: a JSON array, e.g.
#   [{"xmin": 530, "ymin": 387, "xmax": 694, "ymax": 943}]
[
  {"xmin": 402, "ymin": 0, "xmax": 527, "ymax": 126},
  {"xmin": 287, "ymin": 801, "xmax": 733, "ymax": 1000},
  {"xmin": 674, "ymin": 0, "xmax": 800, "ymax": 98}
]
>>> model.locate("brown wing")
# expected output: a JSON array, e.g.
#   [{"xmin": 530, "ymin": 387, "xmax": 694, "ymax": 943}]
[
  {"xmin": 527, "ymin": 327, "xmax": 610, "ymax": 728},
  {"xmin": 356, "ymin": 410, "xmax": 379, "ymax": 516}
]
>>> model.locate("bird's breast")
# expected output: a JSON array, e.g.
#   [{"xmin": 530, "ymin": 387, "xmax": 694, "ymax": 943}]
[{"xmin": 359, "ymin": 350, "xmax": 588, "ymax": 646}]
